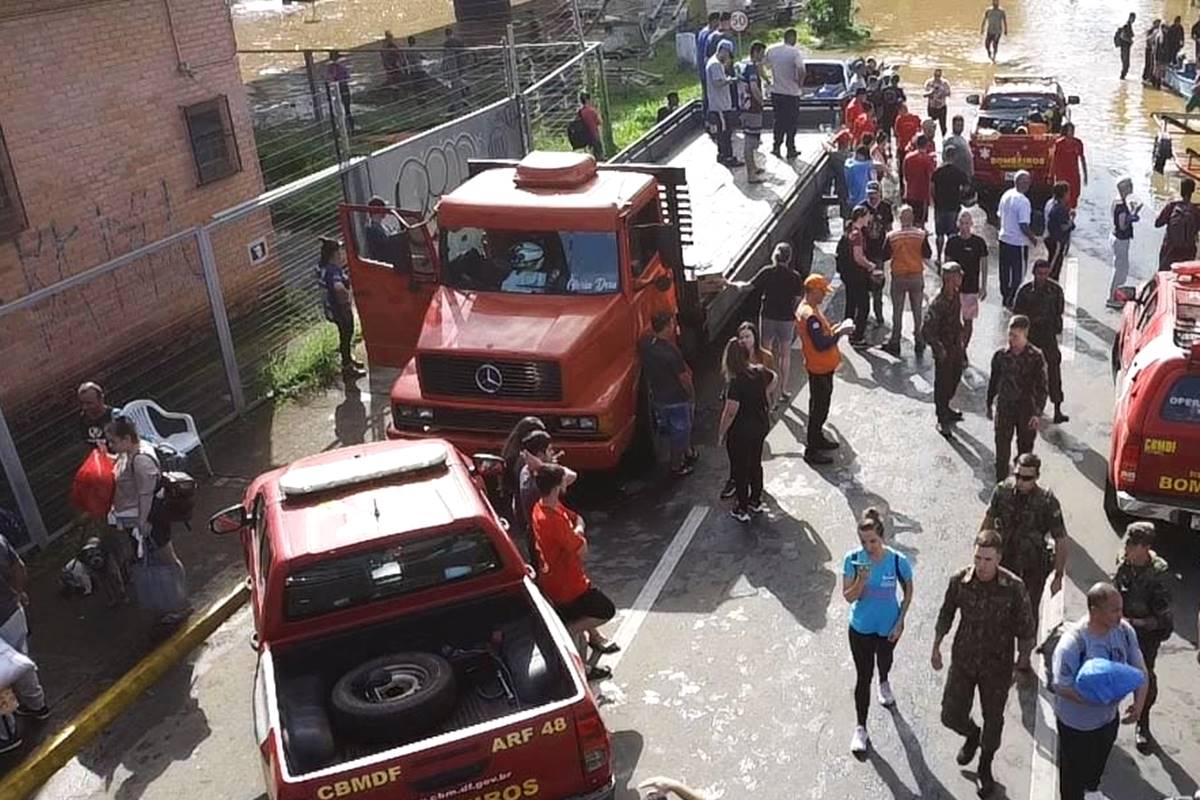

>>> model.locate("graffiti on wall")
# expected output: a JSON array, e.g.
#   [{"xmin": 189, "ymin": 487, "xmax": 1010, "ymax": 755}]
[
  {"xmin": 365, "ymin": 98, "xmax": 524, "ymax": 218},
  {"xmin": 4, "ymin": 179, "xmax": 204, "ymax": 360}
]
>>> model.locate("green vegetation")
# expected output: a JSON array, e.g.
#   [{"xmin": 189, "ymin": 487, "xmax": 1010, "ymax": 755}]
[
  {"xmin": 261, "ymin": 322, "xmax": 344, "ymax": 397},
  {"xmin": 806, "ymin": 0, "xmax": 871, "ymax": 45}
]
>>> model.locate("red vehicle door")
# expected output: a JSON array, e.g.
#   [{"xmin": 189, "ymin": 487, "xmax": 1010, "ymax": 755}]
[
  {"xmin": 1132, "ymin": 361, "xmax": 1200, "ymax": 503},
  {"xmin": 338, "ymin": 204, "xmax": 440, "ymax": 369}
]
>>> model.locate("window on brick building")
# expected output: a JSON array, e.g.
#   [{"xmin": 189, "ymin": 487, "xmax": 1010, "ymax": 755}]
[
  {"xmin": 184, "ymin": 96, "xmax": 242, "ymax": 186},
  {"xmin": 0, "ymin": 123, "xmax": 27, "ymax": 238}
]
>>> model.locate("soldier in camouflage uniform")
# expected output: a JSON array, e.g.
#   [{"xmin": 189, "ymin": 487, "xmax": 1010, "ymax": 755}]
[
  {"xmin": 933, "ymin": 529, "xmax": 1035, "ymax": 798},
  {"xmin": 1014, "ymin": 258, "xmax": 1069, "ymax": 424},
  {"xmin": 922, "ymin": 261, "xmax": 966, "ymax": 434},
  {"xmin": 986, "ymin": 314, "xmax": 1048, "ymax": 482},
  {"xmin": 980, "ymin": 452, "xmax": 1068, "ymax": 673},
  {"xmin": 1113, "ymin": 521, "xmax": 1173, "ymax": 753}
]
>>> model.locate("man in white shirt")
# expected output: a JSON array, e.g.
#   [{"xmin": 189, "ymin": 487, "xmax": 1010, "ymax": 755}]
[
  {"xmin": 943, "ymin": 114, "xmax": 974, "ymax": 179},
  {"xmin": 923, "ymin": 68, "xmax": 951, "ymax": 136},
  {"xmin": 997, "ymin": 171, "xmax": 1037, "ymax": 307},
  {"xmin": 706, "ymin": 40, "xmax": 740, "ymax": 167},
  {"xmin": 764, "ymin": 28, "xmax": 806, "ymax": 159}
]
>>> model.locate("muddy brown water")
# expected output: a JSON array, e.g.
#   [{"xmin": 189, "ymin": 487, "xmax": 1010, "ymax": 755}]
[{"xmin": 234, "ymin": 0, "xmax": 1200, "ymax": 272}]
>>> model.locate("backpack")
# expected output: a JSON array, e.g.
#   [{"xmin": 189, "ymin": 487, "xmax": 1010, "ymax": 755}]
[
  {"xmin": 1114, "ymin": 27, "xmax": 1124, "ymax": 48},
  {"xmin": 1036, "ymin": 621, "xmax": 1086, "ymax": 694},
  {"xmin": 1166, "ymin": 202, "xmax": 1197, "ymax": 250},
  {"xmin": 566, "ymin": 112, "xmax": 588, "ymax": 149},
  {"xmin": 153, "ymin": 471, "xmax": 197, "ymax": 526},
  {"xmin": 135, "ymin": 450, "xmax": 196, "ymax": 528}
]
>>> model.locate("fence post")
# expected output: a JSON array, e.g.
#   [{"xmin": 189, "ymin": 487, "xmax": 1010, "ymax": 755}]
[
  {"xmin": 304, "ymin": 50, "xmax": 324, "ymax": 122},
  {"xmin": 195, "ymin": 227, "xmax": 247, "ymax": 415},
  {"xmin": 594, "ymin": 46, "xmax": 616, "ymax": 156},
  {"xmin": 0, "ymin": 403, "xmax": 48, "ymax": 549},
  {"xmin": 505, "ymin": 24, "xmax": 532, "ymax": 155}
]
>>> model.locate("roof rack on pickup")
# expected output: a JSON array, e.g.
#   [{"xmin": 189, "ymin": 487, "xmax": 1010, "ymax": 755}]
[
  {"xmin": 1173, "ymin": 264, "xmax": 1200, "ymax": 349},
  {"xmin": 993, "ymin": 75, "xmax": 1058, "ymax": 85},
  {"xmin": 278, "ymin": 442, "xmax": 449, "ymax": 499}
]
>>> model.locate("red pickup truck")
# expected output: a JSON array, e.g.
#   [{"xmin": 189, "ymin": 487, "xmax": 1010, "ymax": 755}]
[
  {"xmin": 209, "ymin": 439, "xmax": 614, "ymax": 800},
  {"xmin": 1107, "ymin": 263, "xmax": 1200, "ymax": 529},
  {"xmin": 965, "ymin": 75, "xmax": 1079, "ymax": 212}
]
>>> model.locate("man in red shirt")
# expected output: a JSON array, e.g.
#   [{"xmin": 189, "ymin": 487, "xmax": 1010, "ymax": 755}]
[
  {"xmin": 902, "ymin": 134, "xmax": 937, "ymax": 226},
  {"xmin": 850, "ymin": 102, "xmax": 878, "ymax": 146},
  {"xmin": 1050, "ymin": 122, "xmax": 1087, "ymax": 209},
  {"xmin": 530, "ymin": 464, "xmax": 618, "ymax": 681},
  {"xmin": 577, "ymin": 93, "xmax": 604, "ymax": 160},
  {"xmin": 893, "ymin": 103, "xmax": 922, "ymax": 197},
  {"xmin": 844, "ymin": 87, "xmax": 867, "ymax": 130}
]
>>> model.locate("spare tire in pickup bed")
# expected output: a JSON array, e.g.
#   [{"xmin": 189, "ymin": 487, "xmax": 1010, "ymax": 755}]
[{"xmin": 330, "ymin": 652, "xmax": 457, "ymax": 742}]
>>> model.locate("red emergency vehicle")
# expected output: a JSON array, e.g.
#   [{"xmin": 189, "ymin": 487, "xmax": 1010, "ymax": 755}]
[
  {"xmin": 208, "ymin": 439, "xmax": 614, "ymax": 800},
  {"xmin": 1107, "ymin": 263, "xmax": 1200, "ymax": 528}
]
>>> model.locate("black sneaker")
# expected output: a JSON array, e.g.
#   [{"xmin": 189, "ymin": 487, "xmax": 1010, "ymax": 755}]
[
  {"xmin": 0, "ymin": 736, "xmax": 23, "ymax": 755},
  {"xmin": 804, "ymin": 450, "xmax": 834, "ymax": 465},
  {"xmin": 586, "ymin": 665, "xmax": 612, "ymax": 682},
  {"xmin": 1135, "ymin": 723, "xmax": 1153, "ymax": 754},
  {"xmin": 815, "ymin": 437, "xmax": 841, "ymax": 451},
  {"xmin": 976, "ymin": 757, "xmax": 996, "ymax": 797},
  {"xmin": 948, "ymin": 409, "xmax": 965, "ymax": 422},
  {"xmin": 720, "ymin": 478, "xmax": 737, "ymax": 499},
  {"xmin": 956, "ymin": 727, "xmax": 981, "ymax": 765},
  {"xmin": 747, "ymin": 501, "xmax": 767, "ymax": 515},
  {"xmin": 1053, "ymin": 410, "xmax": 1070, "ymax": 424},
  {"xmin": 730, "ymin": 508, "xmax": 752, "ymax": 523},
  {"xmin": 15, "ymin": 704, "xmax": 50, "ymax": 721}
]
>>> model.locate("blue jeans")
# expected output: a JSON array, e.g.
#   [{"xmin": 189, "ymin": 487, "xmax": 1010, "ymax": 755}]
[{"xmin": 653, "ymin": 401, "xmax": 694, "ymax": 463}]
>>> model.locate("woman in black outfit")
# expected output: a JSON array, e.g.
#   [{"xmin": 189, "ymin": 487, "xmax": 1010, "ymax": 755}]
[
  {"xmin": 717, "ymin": 337, "xmax": 777, "ymax": 522},
  {"xmin": 837, "ymin": 205, "xmax": 876, "ymax": 348}
]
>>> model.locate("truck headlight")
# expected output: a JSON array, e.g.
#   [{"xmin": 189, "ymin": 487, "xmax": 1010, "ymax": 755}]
[
  {"xmin": 416, "ymin": 408, "xmax": 434, "ymax": 420},
  {"xmin": 578, "ymin": 416, "xmax": 598, "ymax": 431}
]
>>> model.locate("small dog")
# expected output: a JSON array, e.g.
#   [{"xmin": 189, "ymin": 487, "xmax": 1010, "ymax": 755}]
[
  {"xmin": 61, "ymin": 537, "xmax": 125, "ymax": 606},
  {"xmin": 638, "ymin": 777, "xmax": 711, "ymax": 800}
]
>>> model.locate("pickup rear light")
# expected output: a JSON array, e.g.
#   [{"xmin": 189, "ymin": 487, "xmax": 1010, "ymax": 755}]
[
  {"xmin": 575, "ymin": 708, "xmax": 610, "ymax": 774},
  {"xmin": 1117, "ymin": 434, "xmax": 1142, "ymax": 488}
]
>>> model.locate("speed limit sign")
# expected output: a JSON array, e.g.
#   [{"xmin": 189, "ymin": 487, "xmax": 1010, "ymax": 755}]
[{"xmin": 730, "ymin": 10, "xmax": 749, "ymax": 32}]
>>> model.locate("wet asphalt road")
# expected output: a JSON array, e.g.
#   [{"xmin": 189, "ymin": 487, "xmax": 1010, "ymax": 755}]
[{"xmin": 33, "ymin": 184, "xmax": 1200, "ymax": 800}]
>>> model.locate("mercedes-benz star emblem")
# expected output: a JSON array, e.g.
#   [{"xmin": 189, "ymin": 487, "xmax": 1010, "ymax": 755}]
[{"xmin": 475, "ymin": 363, "xmax": 503, "ymax": 394}]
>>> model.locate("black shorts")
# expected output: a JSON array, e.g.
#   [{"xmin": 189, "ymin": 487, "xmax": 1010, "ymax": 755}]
[{"xmin": 556, "ymin": 587, "xmax": 616, "ymax": 625}]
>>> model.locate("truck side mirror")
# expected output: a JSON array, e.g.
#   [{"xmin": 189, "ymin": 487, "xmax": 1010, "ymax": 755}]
[
  {"xmin": 1067, "ymin": 95, "xmax": 1080, "ymax": 105},
  {"xmin": 1112, "ymin": 286, "xmax": 1137, "ymax": 304},
  {"xmin": 209, "ymin": 504, "xmax": 248, "ymax": 535},
  {"xmin": 965, "ymin": 94, "xmax": 981, "ymax": 106},
  {"xmin": 471, "ymin": 453, "xmax": 506, "ymax": 476}
]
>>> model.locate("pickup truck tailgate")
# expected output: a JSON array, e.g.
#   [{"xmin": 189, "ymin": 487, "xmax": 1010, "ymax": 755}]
[{"xmin": 288, "ymin": 703, "xmax": 609, "ymax": 800}]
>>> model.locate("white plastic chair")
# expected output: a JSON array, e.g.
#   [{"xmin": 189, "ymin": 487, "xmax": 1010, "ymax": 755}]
[{"xmin": 119, "ymin": 399, "xmax": 212, "ymax": 475}]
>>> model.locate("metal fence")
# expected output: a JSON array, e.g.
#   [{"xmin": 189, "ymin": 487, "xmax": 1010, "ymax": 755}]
[{"xmin": 0, "ymin": 35, "xmax": 606, "ymax": 552}]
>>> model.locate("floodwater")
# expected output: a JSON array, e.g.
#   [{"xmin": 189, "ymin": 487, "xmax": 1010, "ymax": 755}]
[{"xmin": 841, "ymin": 0, "xmax": 1200, "ymax": 274}]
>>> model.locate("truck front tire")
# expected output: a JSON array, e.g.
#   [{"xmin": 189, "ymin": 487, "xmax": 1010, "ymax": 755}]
[{"xmin": 331, "ymin": 652, "xmax": 457, "ymax": 743}]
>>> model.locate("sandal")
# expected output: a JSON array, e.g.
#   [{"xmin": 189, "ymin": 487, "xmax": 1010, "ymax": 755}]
[
  {"xmin": 589, "ymin": 638, "xmax": 621, "ymax": 655},
  {"xmin": 586, "ymin": 665, "xmax": 612, "ymax": 681}
]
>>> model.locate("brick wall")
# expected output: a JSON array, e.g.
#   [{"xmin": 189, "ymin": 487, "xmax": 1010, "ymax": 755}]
[{"xmin": 0, "ymin": 0, "xmax": 265, "ymax": 415}]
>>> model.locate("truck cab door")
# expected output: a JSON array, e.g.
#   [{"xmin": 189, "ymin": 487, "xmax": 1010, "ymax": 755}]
[{"xmin": 338, "ymin": 203, "xmax": 440, "ymax": 369}]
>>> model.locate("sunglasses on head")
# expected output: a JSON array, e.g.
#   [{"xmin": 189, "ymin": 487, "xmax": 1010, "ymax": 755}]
[{"xmin": 1015, "ymin": 472, "xmax": 1038, "ymax": 481}]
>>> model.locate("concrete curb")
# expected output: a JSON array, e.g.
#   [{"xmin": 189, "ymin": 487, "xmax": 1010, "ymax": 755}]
[{"xmin": 0, "ymin": 581, "xmax": 250, "ymax": 800}]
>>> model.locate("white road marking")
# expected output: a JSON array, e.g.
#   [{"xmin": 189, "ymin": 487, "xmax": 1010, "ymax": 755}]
[
  {"xmin": 604, "ymin": 505, "xmax": 710, "ymax": 671},
  {"xmin": 1061, "ymin": 256, "xmax": 1078, "ymax": 363},
  {"xmin": 1028, "ymin": 584, "xmax": 1066, "ymax": 800}
]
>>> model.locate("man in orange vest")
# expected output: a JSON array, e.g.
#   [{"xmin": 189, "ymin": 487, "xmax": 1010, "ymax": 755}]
[{"xmin": 795, "ymin": 274, "xmax": 856, "ymax": 464}]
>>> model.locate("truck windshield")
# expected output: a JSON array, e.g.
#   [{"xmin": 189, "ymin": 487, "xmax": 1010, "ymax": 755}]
[
  {"xmin": 283, "ymin": 529, "xmax": 502, "ymax": 621},
  {"xmin": 1161, "ymin": 376, "xmax": 1200, "ymax": 424},
  {"xmin": 982, "ymin": 93, "xmax": 1058, "ymax": 112},
  {"xmin": 442, "ymin": 227, "xmax": 621, "ymax": 295}
]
